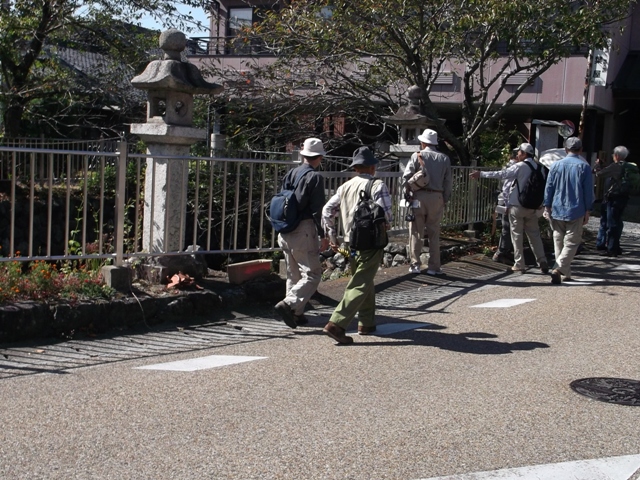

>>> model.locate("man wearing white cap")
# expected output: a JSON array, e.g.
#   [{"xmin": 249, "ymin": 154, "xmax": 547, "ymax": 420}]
[
  {"xmin": 470, "ymin": 143, "xmax": 549, "ymax": 274},
  {"xmin": 543, "ymin": 137, "xmax": 593, "ymax": 284},
  {"xmin": 274, "ymin": 138, "xmax": 328, "ymax": 328},
  {"xmin": 402, "ymin": 128, "xmax": 452, "ymax": 275}
]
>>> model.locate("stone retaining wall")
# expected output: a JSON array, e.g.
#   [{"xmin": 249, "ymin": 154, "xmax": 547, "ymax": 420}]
[{"xmin": 0, "ymin": 274, "xmax": 285, "ymax": 344}]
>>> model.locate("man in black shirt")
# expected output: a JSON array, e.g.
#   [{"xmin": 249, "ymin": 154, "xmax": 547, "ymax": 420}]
[{"xmin": 274, "ymin": 138, "xmax": 328, "ymax": 328}]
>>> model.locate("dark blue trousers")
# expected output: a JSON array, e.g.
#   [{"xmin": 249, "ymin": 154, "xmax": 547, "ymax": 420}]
[{"xmin": 596, "ymin": 195, "xmax": 628, "ymax": 254}]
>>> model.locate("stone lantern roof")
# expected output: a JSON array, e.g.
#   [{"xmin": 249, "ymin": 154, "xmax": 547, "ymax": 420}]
[
  {"xmin": 382, "ymin": 85, "xmax": 434, "ymax": 126},
  {"xmin": 131, "ymin": 29, "xmax": 223, "ymax": 96}
]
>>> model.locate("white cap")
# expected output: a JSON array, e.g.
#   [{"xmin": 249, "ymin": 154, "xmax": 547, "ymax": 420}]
[{"xmin": 518, "ymin": 143, "xmax": 534, "ymax": 155}]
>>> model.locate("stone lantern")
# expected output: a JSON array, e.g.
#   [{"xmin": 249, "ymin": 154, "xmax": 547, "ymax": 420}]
[
  {"xmin": 131, "ymin": 29, "xmax": 223, "ymax": 254},
  {"xmin": 382, "ymin": 85, "xmax": 437, "ymax": 173}
]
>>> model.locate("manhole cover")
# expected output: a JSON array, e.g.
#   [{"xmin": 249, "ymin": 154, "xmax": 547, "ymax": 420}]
[{"xmin": 570, "ymin": 377, "xmax": 640, "ymax": 406}]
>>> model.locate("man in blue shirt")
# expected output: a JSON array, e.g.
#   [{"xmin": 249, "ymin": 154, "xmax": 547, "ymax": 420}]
[{"xmin": 543, "ymin": 137, "xmax": 594, "ymax": 284}]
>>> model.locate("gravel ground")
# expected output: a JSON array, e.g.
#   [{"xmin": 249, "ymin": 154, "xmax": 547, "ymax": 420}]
[{"xmin": 0, "ymin": 221, "xmax": 638, "ymax": 480}]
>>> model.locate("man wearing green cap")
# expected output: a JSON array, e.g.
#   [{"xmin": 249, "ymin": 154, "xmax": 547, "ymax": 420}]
[{"xmin": 321, "ymin": 147, "xmax": 393, "ymax": 344}]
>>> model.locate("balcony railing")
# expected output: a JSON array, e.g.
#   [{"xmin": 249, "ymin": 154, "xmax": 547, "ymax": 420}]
[{"xmin": 187, "ymin": 36, "xmax": 274, "ymax": 57}]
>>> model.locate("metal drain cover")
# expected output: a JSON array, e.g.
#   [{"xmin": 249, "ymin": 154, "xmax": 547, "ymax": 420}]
[{"xmin": 570, "ymin": 377, "xmax": 640, "ymax": 406}]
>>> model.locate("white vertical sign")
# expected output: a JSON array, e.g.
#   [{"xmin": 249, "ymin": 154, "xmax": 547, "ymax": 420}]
[{"xmin": 590, "ymin": 40, "xmax": 612, "ymax": 87}]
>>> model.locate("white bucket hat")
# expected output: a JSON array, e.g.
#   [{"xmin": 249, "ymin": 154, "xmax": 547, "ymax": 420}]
[
  {"xmin": 300, "ymin": 138, "xmax": 326, "ymax": 157},
  {"xmin": 417, "ymin": 129, "xmax": 438, "ymax": 145}
]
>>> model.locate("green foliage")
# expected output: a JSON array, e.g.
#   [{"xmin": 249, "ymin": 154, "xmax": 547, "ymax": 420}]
[
  {"xmin": 477, "ymin": 122, "xmax": 522, "ymax": 167},
  {"xmin": 0, "ymin": 260, "xmax": 115, "ymax": 305},
  {"xmin": 0, "ymin": 0, "xmax": 206, "ymax": 138}
]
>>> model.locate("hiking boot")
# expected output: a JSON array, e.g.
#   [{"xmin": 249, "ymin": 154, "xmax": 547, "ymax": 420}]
[
  {"xmin": 323, "ymin": 322, "xmax": 353, "ymax": 344},
  {"xmin": 358, "ymin": 325, "xmax": 377, "ymax": 335},
  {"xmin": 550, "ymin": 270, "xmax": 562, "ymax": 285},
  {"xmin": 274, "ymin": 301, "xmax": 297, "ymax": 329},
  {"xmin": 511, "ymin": 266, "xmax": 526, "ymax": 274},
  {"xmin": 295, "ymin": 314, "xmax": 309, "ymax": 326},
  {"xmin": 539, "ymin": 262, "xmax": 549, "ymax": 274}
]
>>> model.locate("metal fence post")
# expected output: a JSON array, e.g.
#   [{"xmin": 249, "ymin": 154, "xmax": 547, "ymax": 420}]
[
  {"xmin": 114, "ymin": 141, "xmax": 127, "ymax": 267},
  {"xmin": 466, "ymin": 157, "xmax": 478, "ymax": 236}
]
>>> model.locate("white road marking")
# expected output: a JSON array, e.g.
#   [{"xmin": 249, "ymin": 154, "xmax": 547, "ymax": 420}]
[
  {"xmin": 613, "ymin": 264, "xmax": 640, "ymax": 271},
  {"xmin": 416, "ymin": 453, "xmax": 640, "ymax": 479},
  {"xmin": 135, "ymin": 355, "xmax": 267, "ymax": 371},
  {"xmin": 470, "ymin": 299, "xmax": 535, "ymax": 308},
  {"xmin": 348, "ymin": 323, "xmax": 433, "ymax": 336},
  {"xmin": 562, "ymin": 278, "xmax": 605, "ymax": 286}
]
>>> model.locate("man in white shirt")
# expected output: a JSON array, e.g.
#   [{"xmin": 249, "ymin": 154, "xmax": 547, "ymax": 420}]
[{"xmin": 470, "ymin": 143, "xmax": 549, "ymax": 274}]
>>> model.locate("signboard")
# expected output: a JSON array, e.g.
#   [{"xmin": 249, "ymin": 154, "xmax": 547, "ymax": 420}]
[
  {"xmin": 558, "ymin": 120, "xmax": 575, "ymax": 138},
  {"xmin": 590, "ymin": 40, "xmax": 612, "ymax": 87}
]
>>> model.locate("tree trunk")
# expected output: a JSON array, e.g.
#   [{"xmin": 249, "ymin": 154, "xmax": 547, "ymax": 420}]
[{"xmin": 2, "ymin": 101, "xmax": 26, "ymax": 138}]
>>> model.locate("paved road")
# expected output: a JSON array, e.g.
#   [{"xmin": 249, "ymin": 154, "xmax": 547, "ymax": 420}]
[{"xmin": 0, "ymin": 221, "xmax": 639, "ymax": 479}]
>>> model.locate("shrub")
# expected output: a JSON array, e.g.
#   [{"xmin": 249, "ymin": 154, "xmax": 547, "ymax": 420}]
[{"xmin": 0, "ymin": 260, "xmax": 115, "ymax": 305}]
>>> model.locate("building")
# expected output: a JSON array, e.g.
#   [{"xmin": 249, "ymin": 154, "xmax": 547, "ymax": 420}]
[{"xmin": 187, "ymin": 1, "xmax": 640, "ymax": 164}]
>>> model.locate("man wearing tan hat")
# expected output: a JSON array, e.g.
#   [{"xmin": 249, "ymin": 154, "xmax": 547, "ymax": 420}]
[
  {"xmin": 274, "ymin": 138, "xmax": 328, "ymax": 329},
  {"xmin": 402, "ymin": 128, "xmax": 452, "ymax": 275}
]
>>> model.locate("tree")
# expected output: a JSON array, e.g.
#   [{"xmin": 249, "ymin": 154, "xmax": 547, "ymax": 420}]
[
  {"xmin": 204, "ymin": 0, "xmax": 635, "ymax": 164},
  {"xmin": 0, "ymin": 0, "xmax": 208, "ymax": 138}
]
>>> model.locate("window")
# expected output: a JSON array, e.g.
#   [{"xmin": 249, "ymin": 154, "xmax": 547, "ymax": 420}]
[{"xmin": 228, "ymin": 8, "xmax": 252, "ymax": 37}]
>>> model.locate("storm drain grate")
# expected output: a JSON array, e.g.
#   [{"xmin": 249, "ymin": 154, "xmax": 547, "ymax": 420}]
[
  {"xmin": 375, "ymin": 286, "xmax": 464, "ymax": 308},
  {"xmin": 570, "ymin": 377, "xmax": 640, "ymax": 406}
]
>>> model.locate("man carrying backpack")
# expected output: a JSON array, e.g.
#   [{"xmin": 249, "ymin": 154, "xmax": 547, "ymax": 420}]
[
  {"xmin": 543, "ymin": 137, "xmax": 594, "ymax": 284},
  {"xmin": 594, "ymin": 145, "xmax": 631, "ymax": 257},
  {"xmin": 470, "ymin": 143, "xmax": 549, "ymax": 274},
  {"xmin": 321, "ymin": 147, "xmax": 393, "ymax": 344},
  {"xmin": 274, "ymin": 138, "xmax": 328, "ymax": 329}
]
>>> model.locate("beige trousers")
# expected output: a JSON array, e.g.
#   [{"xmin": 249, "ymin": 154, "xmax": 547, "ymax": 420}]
[
  {"xmin": 278, "ymin": 219, "xmax": 322, "ymax": 315},
  {"xmin": 509, "ymin": 205, "xmax": 547, "ymax": 270},
  {"xmin": 550, "ymin": 217, "xmax": 584, "ymax": 278},
  {"xmin": 408, "ymin": 190, "xmax": 444, "ymax": 271}
]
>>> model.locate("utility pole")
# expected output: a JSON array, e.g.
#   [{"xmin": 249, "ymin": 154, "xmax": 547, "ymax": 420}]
[{"xmin": 578, "ymin": 48, "xmax": 594, "ymax": 140}]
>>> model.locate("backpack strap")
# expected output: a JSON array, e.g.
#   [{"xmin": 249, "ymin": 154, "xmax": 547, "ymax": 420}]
[
  {"xmin": 514, "ymin": 160, "xmax": 537, "ymax": 195},
  {"xmin": 361, "ymin": 178, "xmax": 378, "ymax": 202},
  {"xmin": 283, "ymin": 165, "xmax": 314, "ymax": 192}
]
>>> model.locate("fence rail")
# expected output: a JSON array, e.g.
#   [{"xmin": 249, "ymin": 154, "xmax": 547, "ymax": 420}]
[{"xmin": 0, "ymin": 143, "xmax": 499, "ymax": 265}]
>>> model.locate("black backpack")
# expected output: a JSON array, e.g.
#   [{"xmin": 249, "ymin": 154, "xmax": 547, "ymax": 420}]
[
  {"xmin": 616, "ymin": 161, "xmax": 640, "ymax": 196},
  {"xmin": 516, "ymin": 161, "xmax": 547, "ymax": 209},
  {"xmin": 349, "ymin": 179, "xmax": 389, "ymax": 251},
  {"xmin": 267, "ymin": 166, "xmax": 313, "ymax": 234}
]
